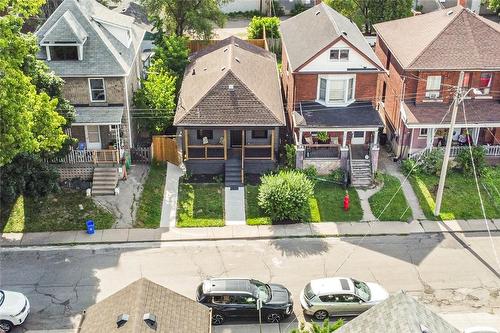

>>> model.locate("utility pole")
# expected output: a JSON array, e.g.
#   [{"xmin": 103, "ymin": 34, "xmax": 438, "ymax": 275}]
[{"xmin": 434, "ymin": 71, "xmax": 465, "ymax": 216}]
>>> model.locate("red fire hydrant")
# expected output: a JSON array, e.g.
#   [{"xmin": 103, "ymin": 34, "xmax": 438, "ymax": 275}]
[{"xmin": 343, "ymin": 192, "xmax": 350, "ymax": 211}]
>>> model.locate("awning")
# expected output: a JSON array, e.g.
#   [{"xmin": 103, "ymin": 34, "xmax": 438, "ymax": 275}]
[{"xmin": 74, "ymin": 106, "xmax": 124, "ymax": 125}]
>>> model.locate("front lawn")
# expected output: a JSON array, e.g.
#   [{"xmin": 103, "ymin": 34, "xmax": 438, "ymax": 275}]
[
  {"xmin": 177, "ymin": 183, "xmax": 224, "ymax": 227},
  {"xmin": 409, "ymin": 168, "xmax": 500, "ymax": 220},
  {"xmin": 135, "ymin": 162, "xmax": 167, "ymax": 228},
  {"xmin": 245, "ymin": 182, "xmax": 363, "ymax": 224},
  {"xmin": 0, "ymin": 191, "xmax": 115, "ymax": 232},
  {"xmin": 369, "ymin": 173, "xmax": 412, "ymax": 221}
]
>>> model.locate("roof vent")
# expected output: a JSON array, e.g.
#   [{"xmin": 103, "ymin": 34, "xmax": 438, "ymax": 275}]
[
  {"xmin": 223, "ymin": 47, "xmax": 228, "ymax": 52},
  {"xmin": 235, "ymin": 43, "xmax": 239, "ymax": 47},
  {"xmin": 203, "ymin": 67, "xmax": 207, "ymax": 71},
  {"xmin": 116, "ymin": 314, "xmax": 129, "ymax": 328},
  {"xmin": 235, "ymin": 57, "xmax": 240, "ymax": 63},
  {"xmin": 420, "ymin": 324, "xmax": 431, "ymax": 333},
  {"xmin": 315, "ymin": 10, "xmax": 321, "ymax": 15},
  {"xmin": 221, "ymin": 66, "xmax": 226, "ymax": 71},
  {"xmin": 228, "ymin": 84, "xmax": 235, "ymax": 91},
  {"xmin": 342, "ymin": 30, "xmax": 347, "ymax": 36},
  {"xmin": 447, "ymin": 10, "xmax": 453, "ymax": 15},
  {"xmin": 143, "ymin": 313, "xmax": 157, "ymax": 328},
  {"xmin": 192, "ymin": 68, "xmax": 196, "ymax": 75}
]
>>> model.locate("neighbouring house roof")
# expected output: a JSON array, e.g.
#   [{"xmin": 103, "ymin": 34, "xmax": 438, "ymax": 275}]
[
  {"xmin": 373, "ymin": 6, "xmax": 500, "ymax": 70},
  {"xmin": 336, "ymin": 292, "xmax": 460, "ymax": 333},
  {"xmin": 74, "ymin": 106, "xmax": 124, "ymax": 124},
  {"xmin": 78, "ymin": 278, "xmax": 211, "ymax": 333},
  {"xmin": 403, "ymin": 100, "xmax": 500, "ymax": 127},
  {"xmin": 35, "ymin": 0, "xmax": 145, "ymax": 76},
  {"xmin": 174, "ymin": 36, "xmax": 285, "ymax": 127},
  {"xmin": 279, "ymin": 2, "xmax": 384, "ymax": 72},
  {"xmin": 293, "ymin": 102, "xmax": 383, "ymax": 129}
]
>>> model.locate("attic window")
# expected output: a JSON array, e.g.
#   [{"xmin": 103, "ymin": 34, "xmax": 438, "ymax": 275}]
[
  {"xmin": 49, "ymin": 45, "xmax": 79, "ymax": 60},
  {"xmin": 330, "ymin": 49, "xmax": 349, "ymax": 61}
]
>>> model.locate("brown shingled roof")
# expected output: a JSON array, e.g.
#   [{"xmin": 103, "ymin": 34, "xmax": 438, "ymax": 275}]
[
  {"xmin": 174, "ymin": 36, "xmax": 285, "ymax": 127},
  {"xmin": 373, "ymin": 6, "xmax": 500, "ymax": 70},
  {"xmin": 78, "ymin": 278, "xmax": 211, "ymax": 333}
]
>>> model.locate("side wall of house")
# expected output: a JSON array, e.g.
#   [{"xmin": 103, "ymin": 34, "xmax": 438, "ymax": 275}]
[{"xmin": 61, "ymin": 77, "xmax": 124, "ymax": 105}]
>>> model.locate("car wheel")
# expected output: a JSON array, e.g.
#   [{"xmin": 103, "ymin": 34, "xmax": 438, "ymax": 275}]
[
  {"xmin": 265, "ymin": 312, "xmax": 282, "ymax": 323},
  {"xmin": 0, "ymin": 321, "xmax": 13, "ymax": 333},
  {"xmin": 211, "ymin": 313, "xmax": 225, "ymax": 325},
  {"xmin": 314, "ymin": 310, "xmax": 329, "ymax": 320}
]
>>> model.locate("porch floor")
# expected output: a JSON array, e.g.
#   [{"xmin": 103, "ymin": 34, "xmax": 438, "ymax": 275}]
[{"xmin": 351, "ymin": 144, "xmax": 369, "ymax": 160}]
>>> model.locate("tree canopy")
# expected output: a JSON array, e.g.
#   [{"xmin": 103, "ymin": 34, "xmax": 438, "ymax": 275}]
[
  {"xmin": 152, "ymin": 34, "xmax": 190, "ymax": 78},
  {"xmin": 140, "ymin": 0, "xmax": 227, "ymax": 39},
  {"xmin": 0, "ymin": 0, "xmax": 67, "ymax": 166}
]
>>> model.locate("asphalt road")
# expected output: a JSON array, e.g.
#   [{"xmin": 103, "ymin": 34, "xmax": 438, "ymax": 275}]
[{"xmin": 1, "ymin": 233, "xmax": 500, "ymax": 332}]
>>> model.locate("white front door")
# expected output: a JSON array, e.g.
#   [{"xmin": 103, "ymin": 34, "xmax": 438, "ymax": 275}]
[
  {"xmin": 351, "ymin": 131, "xmax": 365, "ymax": 145},
  {"xmin": 85, "ymin": 125, "xmax": 101, "ymax": 150}
]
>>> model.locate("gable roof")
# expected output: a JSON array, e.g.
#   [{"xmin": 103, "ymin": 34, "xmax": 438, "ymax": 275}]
[
  {"xmin": 174, "ymin": 36, "xmax": 285, "ymax": 127},
  {"xmin": 279, "ymin": 2, "xmax": 383, "ymax": 72},
  {"xmin": 78, "ymin": 278, "xmax": 211, "ymax": 333},
  {"xmin": 336, "ymin": 292, "xmax": 460, "ymax": 333},
  {"xmin": 374, "ymin": 6, "xmax": 500, "ymax": 70},
  {"xmin": 40, "ymin": 11, "xmax": 87, "ymax": 44},
  {"xmin": 35, "ymin": 0, "xmax": 145, "ymax": 76}
]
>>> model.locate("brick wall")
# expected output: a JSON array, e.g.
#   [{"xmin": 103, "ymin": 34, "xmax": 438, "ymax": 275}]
[{"xmin": 61, "ymin": 77, "xmax": 124, "ymax": 105}]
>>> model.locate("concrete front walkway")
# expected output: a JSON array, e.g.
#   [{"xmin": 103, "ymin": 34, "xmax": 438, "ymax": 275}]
[
  {"xmin": 159, "ymin": 162, "xmax": 184, "ymax": 228},
  {"xmin": 356, "ymin": 185, "xmax": 382, "ymax": 221},
  {"xmin": 224, "ymin": 187, "xmax": 246, "ymax": 225}
]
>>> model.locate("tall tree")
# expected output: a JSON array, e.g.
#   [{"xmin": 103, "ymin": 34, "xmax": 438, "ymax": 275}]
[
  {"xmin": 0, "ymin": 0, "xmax": 67, "ymax": 166},
  {"xmin": 140, "ymin": 0, "xmax": 227, "ymax": 39},
  {"xmin": 486, "ymin": 0, "xmax": 500, "ymax": 11},
  {"xmin": 152, "ymin": 34, "xmax": 189, "ymax": 78}
]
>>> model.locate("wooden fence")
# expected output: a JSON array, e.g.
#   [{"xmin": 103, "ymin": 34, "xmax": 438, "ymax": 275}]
[
  {"xmin": 152, "ymin": 135, "xmax": 180, "ymax": 165},
  {"xmin": 131, "ymin": 146, "xmax": 152, "ymax": 164},
  {"xmin": 188, "ymin": 39, "xmax": 267, "ymax": 53}
]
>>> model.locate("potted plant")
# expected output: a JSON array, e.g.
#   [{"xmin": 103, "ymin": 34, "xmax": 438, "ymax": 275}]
[{"xmin": 317, "ymin": 132, "xmax": 329, "ymax": 143}]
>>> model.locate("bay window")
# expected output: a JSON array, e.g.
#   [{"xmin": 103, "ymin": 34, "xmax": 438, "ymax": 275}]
[{"xmin": 317, "ymin": 76, "xmax": 355, "ymax": 106}]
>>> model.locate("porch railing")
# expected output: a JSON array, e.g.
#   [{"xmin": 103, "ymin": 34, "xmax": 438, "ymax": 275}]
[
  {"xmin": 409, "ymin": 145, "xmax": 500, "ymax": 161},
  {"xmin": 50, "ymin": 149, "xmax": 120, "ymax": 164},
  {"xmin": 304, "ymin": 144, "xmax": 340, "ymax": 159}
]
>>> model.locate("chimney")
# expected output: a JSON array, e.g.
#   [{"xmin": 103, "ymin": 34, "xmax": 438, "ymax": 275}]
[{"xmin": 458, "ymin": 0, "xmax": 467, "ymax": 7}]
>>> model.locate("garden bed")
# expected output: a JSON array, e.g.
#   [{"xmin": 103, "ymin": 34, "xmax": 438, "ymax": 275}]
[
  {"xmin": 0, "ymin": 191, "xmax": 115, "ymax": 232},
  {"xmin": 369, "ymin": 173, "xmax": 412, "ymax": 221},
  {"xmin": 135, "ymin": 162, "xmax": 167, "ymax": 228},
  {"xmin": 177, "ymin": 183, "xmax": 224, "ymax": 227}
]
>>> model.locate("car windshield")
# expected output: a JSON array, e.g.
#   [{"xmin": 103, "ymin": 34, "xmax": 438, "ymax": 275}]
[
  {"xmin": 250, "ymin": 280, "xmax": 271, "ymax": 303},
  {"xmin": 352, "ymin": 279, "xmax": 370, "ymax": 301},
  {"xmin": 304, "ymin": 283, "xmax": 316, "ymax": 300},
  {"xmin": 0, "ymin": 291, "xmax": 4, "ymax": 306}
]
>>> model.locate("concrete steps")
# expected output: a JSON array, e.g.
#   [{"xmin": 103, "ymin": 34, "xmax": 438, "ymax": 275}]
[
  {"xmin": 225, "ymin": 160, "xmax": 242, "ymax": 188},
  {"xmin": 350, "ymin": 159, "xmax": 373, "ymax": 187},
  {"xmin": 92, "ymin": 167, "xmax": 118, "ymax": 196}
]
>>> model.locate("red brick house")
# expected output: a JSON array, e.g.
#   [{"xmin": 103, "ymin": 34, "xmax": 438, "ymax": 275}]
[
  {"xmin": 280, "ymin": 2, "xmax": 385, "ymax": 186},
  {"xmin": 373, "ymin": 6, "xmax": 500, "ymax": 160}
]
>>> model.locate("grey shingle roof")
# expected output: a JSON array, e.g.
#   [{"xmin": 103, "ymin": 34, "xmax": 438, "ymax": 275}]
[
  {"xmin": 373, "ymin": 6, "xmax": 500, "ymax": 70},
  {"xmin": 78, "ymin": 278, "xmax": 211, "ymax": 333},
  {"xmin": 40, "ymin": 11, "xmax": 87, "ymax": 44},
  {"xmin": 74, "ymin": 106, "xmax": 124, "ymax": 124},
  {"xmin": 279, "ymin": 2, "xmax": 383, "ymax": 72},
  {"xmin": 35, "ymin": 0, "xmax": 145, "ymax": 76},
  {"xmin": 174, "ymin": 36, "xmax": 285, "ymax": 127},
  {"xmin": 336, "ymin": 292, "xmax": 461, "ymax": 333}
]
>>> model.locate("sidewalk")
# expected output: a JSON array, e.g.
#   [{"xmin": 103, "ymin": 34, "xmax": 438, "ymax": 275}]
[{"xmin": 1, "ymin": 219, "xmax": 499, "ymax": 247}]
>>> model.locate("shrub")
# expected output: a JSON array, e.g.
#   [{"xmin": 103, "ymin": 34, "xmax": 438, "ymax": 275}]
[
  {"xmin": 258, "ymin": 170, "xmax": 314, "ymax": 222},
  {"xmin": 301, "ymin": 166, "xmax": 318, "ymax": 183},
  {"xmin": 327, "ymin": 168, "xmax": 346, "ymax": 183},
  {"xmin": 247, "ymin": 16, "xmax": 280, "ymax": 39},
  {"xmin": 285, "ymin": 144, "xmax": 296, "ymax": 169},
  {"xmin": 420, "ymin": 149, "xmax": 444, "ymax": 175},
  {"xmin": 401, "ymin": 158, "xmax": 420, "ymax": 176},
  {"xmin": 292, "ymin": 318, "xmax": 344, "ymax": 333},
  {"xmin": 456, "ymin": 146, "xmax": 487, "ymax": 176},
  {"xmin": 317, "ymin": 131, "xmax": 329, "ymax": 143}
]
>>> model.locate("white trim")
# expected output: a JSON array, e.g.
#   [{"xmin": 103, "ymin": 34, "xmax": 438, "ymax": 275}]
[
  {"xmin": 124, "ymin": 76, "xmax": 132, "ymax": 149},
  {"xmin": 419, "ymin": 128, "xmax": 428, "ymax": 137},
  {"xmin": 88, "ymin": 78, "xmax": 107, "ymax": 102},
  {"xmin": 329, "ymin": 48, "xmax": 350, "ymax": 62},
  {"xmin": 315, "ymin": 74, "xmax": 356, "ymax": 107},
  {"xmin": 299, "ymin": 127, "xmax": 380, "ymax": 132},
  {"xmin": 407, "ymin": 123, "xmax": 500, "ymax": 129},
  {"xmin": 351, "ymin": 131, "xmax": 365, "ymax": 144}
]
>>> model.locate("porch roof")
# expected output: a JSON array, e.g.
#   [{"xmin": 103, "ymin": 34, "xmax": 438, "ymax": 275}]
[
  {"xmin": 74, "ymin": 106, "xmax": 124, "ymax": 125},
  {"xmin": 403, "ymin": 100, "xmax": 500, "ymax": 128},
  {"xmin": 293, "ymin": 101, "xmax": 383, "ymax": 129}
]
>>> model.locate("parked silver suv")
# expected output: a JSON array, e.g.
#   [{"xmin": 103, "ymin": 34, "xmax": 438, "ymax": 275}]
[{"xmin": 299, "ymin": 277, "xmax": 388, "ymax": 320}]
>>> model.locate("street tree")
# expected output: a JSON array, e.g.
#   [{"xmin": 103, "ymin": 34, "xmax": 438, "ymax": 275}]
[
  {"xmin": 140, "ymin": 0, "xmax": 227, "ymax": 39},
  {"xmin": 291, "ymin": 319, "xmax": 344, "ymax": 333}
]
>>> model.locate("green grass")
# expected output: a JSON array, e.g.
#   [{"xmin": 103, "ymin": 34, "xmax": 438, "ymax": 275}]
[
  {"xmin": 369, "ymin": 173, "xmax": 412, "ymax": 221},
  {"xmin": 177, "ymin": 183, "xmax": 224, "ymax": 227},
  {"xmin": 135, "ymin": 162, "xmax": 167, "ymax": 228},
  {"xmin": 0, "ymin": 191, "xmax": 115, "ymax": 232},
  {"xmin": 409, "ymin": 168, "xmax": 500, "ymax": 220},
  {"xmin": 245, "ymin": 182, "xmax": 363, "ymax": 225}
]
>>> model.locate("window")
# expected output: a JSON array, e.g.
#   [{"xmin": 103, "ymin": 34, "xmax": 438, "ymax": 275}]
[
  {"xmin": 89, "ymin": 79, "xmax": 106, "ymax": 102},
  {"xmin": 479, "ymin": 73, "xmax": 493, "ymax": 95},
  {"xmin": 318, "ymin": 77, "xmax": 355, "ymax": 105},
  {"xmin": 319, "ymin": 78, "xmax": 327, "ymax": 101},
  {"xmin": 381, "ymin": 82, "xmax": 387, "ymax": 103},
  {"xmin": 49, "ymin": 46, "xmax": 78, "ymax": 60},
  {"xmin": 462, "ymin": 72, "xmax": 472, "ymax": 89},
  {"xmin": 197, "ymin": 129, "xmax": 213, "ymax": 140},
  {"xmin": 339, "ymin": 294, "xmax": 360, "ymax": 303},
  {"xmin": 425, "ymin": 75, "xmax": 441, "ymax": 99},
  {"xmin": 252, "ymin": 130, "xmax": 267, "ymax": 139},
  {"xmin": 347, "ymin": 78, "xmax": 354, "ymax": 101},
  {"xmin": 319, "ymin": 294, "xmax": 340, "ymax": 303},
  {"xmin": 329, "ymin": 49, "xmax": 349, "ymax": 61},
  {"xmin": 329, "ymin": 80, "xmax": 345, "ymax": 102},
  {"xmin": 86, "ymin": 125, "xmax": 100, "ymax": 143},
  {"xmin": 419, "ymin": 128, "xmax": 428, "ymax": 137}
]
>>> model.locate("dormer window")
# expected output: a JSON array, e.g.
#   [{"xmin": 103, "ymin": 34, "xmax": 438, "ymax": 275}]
[
  {"xmin": 49, "ymin": 45, "xmax": 79, "ymax": 61},
  {"xmin": 330, "ymin": 49, "xmax": 349, "ymax": 61}
]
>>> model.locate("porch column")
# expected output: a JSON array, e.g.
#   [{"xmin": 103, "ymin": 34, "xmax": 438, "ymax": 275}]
[
  {"xmin": 342, "ymin": 130, "xmax": 347, "ymax": 148},
  {"xmin": 296, "ymin": 146, "xmax": 304, "ymax": 169},
  {"xmin": 298, "ymin": 129, "xmax": 303, "ymax": 147},
  {"xmin": 472, "ymin": 128, "xmax": 480, "ymax": 145},
  {"xmin": 270, "ymin": 129, "xmax": 275, "ymax": 161},
  {"xmin": 427, "ymin": 128, "xmax": 436, "ymax": 149},
  {"xmin": 224, "ymin": 129, "xmax": 227, "ymax": 160},
  {"xmin": 184, "ymin": 129, "xmax": 189, "ymax": 160},
  {"xmin": 408, "ymin": 129, "xmax": 414, "ymax": 156},
  {"xmin": 373, "ymin": 130, "xmax": 379, "ymax": 149},
  {"xmin": 340, "ymin": 130, "xmax": 349, "ymax": 171}
]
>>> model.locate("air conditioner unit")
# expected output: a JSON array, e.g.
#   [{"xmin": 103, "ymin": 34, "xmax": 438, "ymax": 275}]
[{"xmin": 427, "ymin": 92, "xmax": 439, "ymax": 99}]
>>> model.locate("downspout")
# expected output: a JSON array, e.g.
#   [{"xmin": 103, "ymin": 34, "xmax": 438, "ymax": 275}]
[
  {"xmin": 124, "ymin": 75, "xmax": 133, "ymax": 151},
  {"xmin": 396, "ymin": 77, "xmax": 407, "ymax": 160}
]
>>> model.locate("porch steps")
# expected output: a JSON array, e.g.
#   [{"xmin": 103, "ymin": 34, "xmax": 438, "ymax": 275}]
[
  {"xmin": 350, "ymin": 159, "xmax": 372, "ymax": 187},
  {"xmin": 225, "ymin": 159, "xmax": 243, "ymax": 187},
  {"xmin": 91, "ymin": 167, "xmax": 118, "ymax": 196}
]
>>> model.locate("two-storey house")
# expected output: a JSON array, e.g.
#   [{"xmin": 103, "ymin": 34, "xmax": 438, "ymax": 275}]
[
  {"xmin": 281, "ymin": 2, "xmax": 385, "ymax": 186},
  {"xmin": 374, "ymin": 6, "xmax": 500, "ymax": 160}
]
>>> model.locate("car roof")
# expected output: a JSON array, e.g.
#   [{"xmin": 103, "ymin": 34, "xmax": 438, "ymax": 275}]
[
  {"xmin": 202, "ymin": 278, "xmax": 256, "ymax": 295},
  {"xmin": 309, "ymin": 277, "xmax": 354, "ymax": 295}
]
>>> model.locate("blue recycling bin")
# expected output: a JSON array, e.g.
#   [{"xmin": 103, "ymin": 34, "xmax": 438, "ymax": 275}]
[{"xmin": 86, "ymin": 220, "xmax": 95, "ymax": 235}]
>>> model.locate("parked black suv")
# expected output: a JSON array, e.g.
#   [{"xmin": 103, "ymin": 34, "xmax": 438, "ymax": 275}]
[{"xmin": 196, "ymin": 278, "xmax": 293, "ymax": 325}]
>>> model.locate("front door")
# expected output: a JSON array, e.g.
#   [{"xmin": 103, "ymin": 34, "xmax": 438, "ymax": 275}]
[
  {"xmin": 230, "ymin": 130, "xmax": 242, "ymax": 147},
  {"xmin": 351, "ymin": 131, "xmax": 365, "ymax": 145},
  {"xmin": 85, "ymin": 125, "xmax": 101, "ymax": 150}
]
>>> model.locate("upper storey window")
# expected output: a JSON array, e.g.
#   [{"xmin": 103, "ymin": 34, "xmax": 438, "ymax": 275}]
[
  {"xmin": 49, "ymin": 45, "xmax": 78, "ymax": 61},
  {"xmin": 425, "ymin": 75, "xmax": 442, "ymax": 99},
  {"xmin": 330, "ymin": 49, "xmax": 349, "ymax": 61}
]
